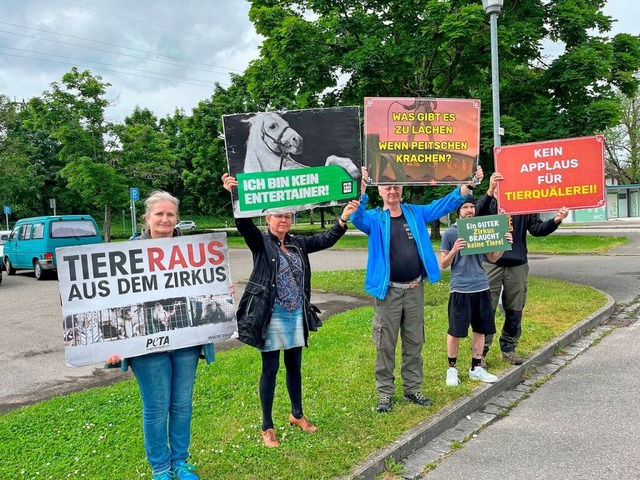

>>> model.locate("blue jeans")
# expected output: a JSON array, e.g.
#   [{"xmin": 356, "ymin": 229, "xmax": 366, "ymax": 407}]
[{"xmin": 129, "ymin": 346, "xmax": 200, "ymax": 475}]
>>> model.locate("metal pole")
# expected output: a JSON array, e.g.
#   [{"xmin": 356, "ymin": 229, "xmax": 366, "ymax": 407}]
[
  {"xmin": 489, "ymin": 11, "xmax": 501, "ymax": 147},
  {"xmin": 130, "ymin": 201, "xmax": 137, "ymax": 236}
]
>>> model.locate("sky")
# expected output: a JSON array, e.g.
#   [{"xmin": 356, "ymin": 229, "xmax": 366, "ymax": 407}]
[
  {"xmin": 0, "ymin": 0, "xmax": 262, "ymax": 122},
  {"xmin": 0, "ymin": 0, "xmax": 638, "ymax": 124}
]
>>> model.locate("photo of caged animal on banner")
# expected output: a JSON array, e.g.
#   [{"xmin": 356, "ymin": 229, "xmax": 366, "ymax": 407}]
[
  {"xmin": 56, "ymin": 233, "xmax": 236, "ymax": 367},
  {"xmin": 222, "ymin": 106, "xmax": 362, "ymax": 218}
]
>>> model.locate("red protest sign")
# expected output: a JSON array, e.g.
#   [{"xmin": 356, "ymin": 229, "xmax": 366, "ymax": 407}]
[
  {"xmin": 494, "ymin": 135, "xmax": 605, "ymax": 215},
  {"xmin": 364, "ymin": 97, "xmax": 480, "ymax": 185}
]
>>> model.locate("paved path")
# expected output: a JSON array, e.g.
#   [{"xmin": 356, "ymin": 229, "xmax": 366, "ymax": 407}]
[
  {"xmin": 0, "ymin": 249, "xmax": 368, "ymax": 412},
  {"xmin": 420, "ymin": 313, "xmax": 640, "ymax": 480}
]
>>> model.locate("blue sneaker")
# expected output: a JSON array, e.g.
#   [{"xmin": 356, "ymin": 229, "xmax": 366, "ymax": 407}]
[
  {"xmin": 173, "ymin": 461, "xmax": 199, "ymax": 480},
  {"xmin": 153, "ymin": 471, "xmax": 173, "ymax": 480}
]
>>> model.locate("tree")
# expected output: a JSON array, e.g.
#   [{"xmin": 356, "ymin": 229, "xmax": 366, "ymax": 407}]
[
  {"xmin": 243, "ymin": 0, "xmax": 640, "ymax": 166},
  {"xmin": 0, "ymin": 96, "xmax": 65, "ymax": 218},
  {"xmin": 604, "ymin": 91, "xmax": 640, "ymax": 184},
  {"xmin": 112, "ymin": 107, "xmax": 177, "ymax": 198},
  {"xmin": 31, "ymin": 68, "xmax": 126, "ymax": 241},
  {"xmin": 239, "ymin": 0, "xmax": 640, "ymax": 234},
  {"xmin": 176, "ymin": 79, "xmax": 262, "ymax": 215}
]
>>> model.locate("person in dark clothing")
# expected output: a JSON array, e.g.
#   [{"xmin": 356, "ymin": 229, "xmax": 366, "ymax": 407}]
[
  {"xmin": 222, "ymin": 173, "xmax": 359, "ymax": 448},
  {"xmin": 476, "ymin": 172, "xmax": 569, "ymax": 365}
]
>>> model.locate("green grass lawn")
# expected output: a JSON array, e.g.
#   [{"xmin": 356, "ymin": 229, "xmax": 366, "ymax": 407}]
[
  {"xmin": 227, "ymin": 232, "xmax": 627, "ymax": 254},
  {"xmin": 0, "ymin": 271, "xmax": 607, "ymax": 480}
]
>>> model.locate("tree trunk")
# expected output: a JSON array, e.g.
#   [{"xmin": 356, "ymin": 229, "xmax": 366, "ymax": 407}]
[
  {"xmin": 320, "ymin": 209, "xmax": 326, "ymax": 229},
  {"xmin": 309, "ymin": 208, "xmax": 315, "ymax": 225},
  {"xmin": 103, "ymin": 204, "xmax": 112, "ymax": 243},
  {"xmin": 430, "ymin": 218, "xmax": 441, "ymax": 241}
]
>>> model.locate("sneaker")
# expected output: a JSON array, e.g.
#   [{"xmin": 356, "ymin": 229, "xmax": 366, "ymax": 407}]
[
  {"xmin": 376, "ymin": 395, "xmax": 392, "ymax": 413},
  {"xmin": 446, "ymin": 367, "xmax": 460, "ymax": 386},
  {"xmin": 403, "ymin": 392, "xmax": 433, "ymax": 406},
  {"xmin": 153, "ymin": 472, "xmax": 173, "ymax": 480},
  {"xmin": 469, "ymin": 366, "xmax": 499, "ymax": 383},
  {"xmin": 173, "ymin": 461, "xmax": 199, "ymax": 480},
  {"xmin": 501, "ymin": 351, "xmax": 524, "ymax": 365}
]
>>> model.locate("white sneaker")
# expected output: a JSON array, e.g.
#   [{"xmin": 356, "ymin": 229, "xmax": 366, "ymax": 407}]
[
  {"xmin": 446, "ymin": 367, "xmax": 460, "ymax": 386},
  {"xmin": 469, "ymin": 366, "xmax": 499, "ymax": 383}
]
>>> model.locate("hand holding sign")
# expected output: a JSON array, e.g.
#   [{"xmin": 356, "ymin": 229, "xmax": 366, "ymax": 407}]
[
  {"xmin": 222, "ymin": 173, "xmax": 238, "ymax": 192},
  {"xmin": 554, "ymin": 206, "xmax": 569, "ymax": 224},
  {"xmin": 487, "ymin": 171, "xmax": 503, "ymax": 197}
]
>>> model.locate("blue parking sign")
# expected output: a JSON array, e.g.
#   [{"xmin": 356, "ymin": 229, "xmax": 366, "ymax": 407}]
[
  {"xmin": 3, "ymin": 205, "xmax": 11, "ymax": 215},
  {"xmin": 130, "ymin": 188, "xmax": 140, "ymax": 201}
]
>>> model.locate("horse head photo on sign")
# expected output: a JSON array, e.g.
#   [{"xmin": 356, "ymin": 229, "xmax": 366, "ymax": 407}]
[
  {"xmin": 243, "ymin": 111, "xmax": 360, "ymax": 179},
  {"xmin": 223, "ymin": 107, "xmax": 363, "ymax": 218}
]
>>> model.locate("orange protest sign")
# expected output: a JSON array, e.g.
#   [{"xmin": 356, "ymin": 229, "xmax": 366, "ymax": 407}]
[
  {"xmin": 494, "ymin": 135, "xmax": 605, "ymax": 215},
  {"xmin": 364, "ymin": 97, "xmax": 480, "ymax": 185}
]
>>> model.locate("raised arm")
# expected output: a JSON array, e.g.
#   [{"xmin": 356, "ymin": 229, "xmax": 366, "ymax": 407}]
[
  {"xmin": 460, "ymin": 165, "xmax": 483, "ymax": 197},
  {"xmin": 338, "ymin": 199, "xmax": 360, "ymax": 228}
]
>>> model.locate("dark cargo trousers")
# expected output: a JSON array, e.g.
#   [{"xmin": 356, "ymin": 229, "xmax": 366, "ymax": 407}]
[
  {"xmin": 373, "ymin": 283, "xmax": 425, "ymax": 398},
  {"xmin": 482, "ymin": 262, "xmax": 529, "ymax": 353}
]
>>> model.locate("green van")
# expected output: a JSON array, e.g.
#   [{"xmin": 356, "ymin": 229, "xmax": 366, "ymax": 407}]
[{"xmin": 3, "ymin": 215, "xmax": 103, "ymax": 280}]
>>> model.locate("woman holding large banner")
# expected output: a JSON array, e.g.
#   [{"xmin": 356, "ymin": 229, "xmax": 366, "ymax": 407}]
[
  {"xmin": 106, "ymin": 191, "xmax": 214, "ymax": 480},
  {"xmin": 222, "ymin": 173, "xmax": 359, "ymax": 448}
]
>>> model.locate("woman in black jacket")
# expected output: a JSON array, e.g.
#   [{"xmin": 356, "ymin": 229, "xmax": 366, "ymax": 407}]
[{"xmin": 222, "ymin": 173, "xmax": 359, "ymax": 447}]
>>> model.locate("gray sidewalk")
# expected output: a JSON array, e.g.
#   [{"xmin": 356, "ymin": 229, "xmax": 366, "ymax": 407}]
[{"xmin": 420, "ymin": 300, "xmax": 640, "ymax": 480}]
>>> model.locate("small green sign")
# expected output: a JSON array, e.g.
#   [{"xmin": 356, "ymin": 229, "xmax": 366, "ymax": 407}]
[
  {"xmin": 457, "ymin": 214, "xmax": 512, "ymax": 256},
  {"xmin": 236, "ymin": 165, "xmax": 357, "ymax": 212}
]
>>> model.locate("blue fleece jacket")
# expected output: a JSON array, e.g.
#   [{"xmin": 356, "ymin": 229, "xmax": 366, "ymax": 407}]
[{"xmin": 350, "ymin": 187, "xmax": 466, "ymax": 300}]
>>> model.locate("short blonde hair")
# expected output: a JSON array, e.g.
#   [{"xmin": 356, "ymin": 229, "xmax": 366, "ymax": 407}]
[{"xmin": 143, "ymin": 190, "xmax": 179, "ymax": 228}]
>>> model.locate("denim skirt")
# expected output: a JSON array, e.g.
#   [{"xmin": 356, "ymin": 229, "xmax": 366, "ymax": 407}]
[{"xmin": 261, "ymin": 303, "xmax": 304, "ymax": 352}]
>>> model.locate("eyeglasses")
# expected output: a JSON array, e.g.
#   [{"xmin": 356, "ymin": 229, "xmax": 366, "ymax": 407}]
[{"xmin": 272, "ymin": 214, "xmax": 293, "ymax": 221}]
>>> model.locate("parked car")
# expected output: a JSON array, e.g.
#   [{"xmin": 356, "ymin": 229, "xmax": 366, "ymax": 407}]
[
  {"xmin": 0, "ymin": 230, "xmax": 10, "ymax": 273},
  {"xmin": 176, "ymin": 220, "xmax": 197, "ymax": 232},
  {"xmin": 3, "ymin": 215, "xmax": 102, "ymax": 280}
]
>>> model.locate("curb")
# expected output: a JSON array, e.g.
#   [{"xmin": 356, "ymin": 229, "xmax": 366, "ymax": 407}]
[{"xmin": 340, "ymin": 294, "xmax": 616, "ymax": 480}]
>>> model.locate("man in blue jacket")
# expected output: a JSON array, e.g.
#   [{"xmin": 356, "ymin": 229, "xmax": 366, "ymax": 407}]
[{"xmin": 351, "ymin": 167, "xmax": 481, "ymax": 412}]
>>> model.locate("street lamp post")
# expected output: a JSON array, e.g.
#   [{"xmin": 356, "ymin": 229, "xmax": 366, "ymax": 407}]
[{"xmin": 482, "ymin": 0, "xmax": 504, "ymax": 148}]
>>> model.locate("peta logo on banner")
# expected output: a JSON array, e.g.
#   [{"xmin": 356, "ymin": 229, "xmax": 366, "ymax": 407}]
[{"xmin": 146, "ymin": 336, "xmax": 170, "ymax": 349}]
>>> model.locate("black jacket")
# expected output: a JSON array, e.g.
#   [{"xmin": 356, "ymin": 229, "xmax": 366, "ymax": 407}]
[
  {"xmin": 476, "ymin": 194, "xmax": 560, "ymax": 267},
  {"xmin": 235, "ymin": 217, "xmax": 348, "ymax": 349}
]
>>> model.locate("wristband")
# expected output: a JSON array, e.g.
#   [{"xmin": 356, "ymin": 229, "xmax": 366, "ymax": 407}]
[
  {"xmin": 466, "ymin": 184, "xmax": 475, "ymax": 190},
  {"xmin": 340, "ymin": 217, "xmax": 349, "ymax": 223}
]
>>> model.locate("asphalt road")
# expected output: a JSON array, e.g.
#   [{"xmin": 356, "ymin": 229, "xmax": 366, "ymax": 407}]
[
  {"xmin": 0, "ymin": 247, "xmax": 367, "ymax": 412},
  {"xmin": 1, "ymin": 226, "xmax": 638, "ymax": 413}
]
